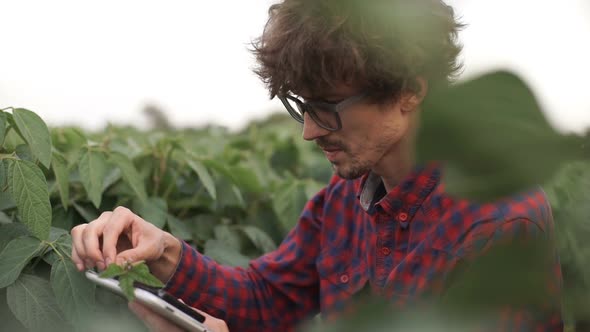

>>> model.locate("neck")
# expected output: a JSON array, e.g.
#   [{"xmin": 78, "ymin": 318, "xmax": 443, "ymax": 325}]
[
  {"xmin": 379, "ymin": 154, "xmax": 415, "ymax": 192},
  {"xmin": 374, "ymin": 122, "xmax": 417, "ymax": 192}
]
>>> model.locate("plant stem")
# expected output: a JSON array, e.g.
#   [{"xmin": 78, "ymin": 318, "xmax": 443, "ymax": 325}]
[{"xmin": 27, "ymin": 243, "xmax": 51, "ymax": 272}]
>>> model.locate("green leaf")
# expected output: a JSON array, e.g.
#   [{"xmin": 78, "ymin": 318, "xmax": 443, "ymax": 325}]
[
  {"xmin": 0, "ymin": 190, "xmax": 16, "ymax": 211},
  {"xmin": 72, "ymin": 202, "xmax": 99, "ymax": 222},
  {"xmin": 118, "ymin": 274, "xmax": 135, "ymax": 301},
  {"xmin": 0, "ymin": 159, "xmax": 7, "ymax": 189},
  {"xmin": 12, "ymin": 108, "xmax": 52, "ymax": 168},
  {"xmin": 51, "ymin": 206, "xmax": 75, "ymax": 230},
  {"xmin": 167, "ymin": 214, "xmax": 192, "ymax": 241},
  {"xmin": 270, "ymin": 137, "xmax": 300, "ymax": 174},
  {"xmin": 239, "ymin": 225, "xmax": 277, "ymax": 253},
  {"xmin": 128, "ymin": 263, "xmax": 164, "ymax": 288},
  {"xmin": 273, "ymin": 179, "xmax": 308, "ymax": 231},
  {"xmin": 214, "ymin": 225, "xmax": 243, "ymax": 251},
  {"xmin": 101, "ymin": 167, "xmax": 122, "ymax": 192},
  {"xmin": 51, "ymin": 127, "xmax": 87, "ymax": 155},
  {"xmin": 51, "ymin": 151, "xmax": 70, "ymax": 210},
  {"xmin": 0, "ymin": 236, "xmax": 44, "ymax": 288},
  {"xmin": 418, "ymin": 71, "xmax": 587, "ymax": 200},
  {"xmin": 78, "ymin": 149, "xmax": 108, "ymax": 208},
  {"xmin": 49, "ymin": 227, "xmax": 68, "ymax": 242},
  {"xmin": 2, "ymin": 114, "xmax": 26, "ymax": 151},
  {"xmin": 204, "ymin": 159, "xmax": 263, "ymax": 193},
  {"xmin": 51, "ymin": 257, "xmax": 96, "ymax": 326},
  {"xmin": 204, "ymin": 239, "xmax": 251, "ymax": 267},
  {"xmin": 0, "ymin": 111, "xmax": 7, "ymax": 147},
  {"xmin": 214, "ymin": 176, "xmax": 245, "ymax": 210},
  {"xmin": 99, "ymin": 263, "xmax": 126, "ymax": 279},
  {"xmin": 15, "ymin": 144, "xmax": 34, "ymax": 162},
  {"xmin": 132, "ymin": 196, "xmax": 167, "ymax": 229},
  {"xmin": 0, "ymin": 223, "xmax": 30, "ymax": 253},
  {"xmin": 109, "ymin": 152, "xmax": 148, "ymax": 203},
  {"xmin": 7, "ymin": 274, "xmax": 66, "ymax": 332},
  {"xmin": 228, "ymin": 164, "xmax": 263, "ymax": 193},
  {"xmin": 54, "ymin": 233, "xmax": 72, "ymax": 255},
  {"xmin": 186, "ymin": 158, "xmax": 216, "ymax": 200},
  {"xmin": 6, "ymin": 159, "xmax": 52, "ymax": 240}
]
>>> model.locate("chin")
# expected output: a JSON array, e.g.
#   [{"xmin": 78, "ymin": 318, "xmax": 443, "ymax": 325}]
[{"xmin": 334, "ymin": 164, "xmax": 369, "ymax": 180}]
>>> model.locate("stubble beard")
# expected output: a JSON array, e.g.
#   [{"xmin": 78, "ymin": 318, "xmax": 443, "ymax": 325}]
[
  {"xmin": 332, "ymin": 154, "xmax": 372, "ymax": 179},
  {"xmin": 332, "ymin": 139, "xmax": 393, "ymax": 180}
]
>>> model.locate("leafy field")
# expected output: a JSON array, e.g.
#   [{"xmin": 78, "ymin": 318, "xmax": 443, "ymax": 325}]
[{"xmin": 0, "ymin": 71, "xmax": 589, "ymax": 331}]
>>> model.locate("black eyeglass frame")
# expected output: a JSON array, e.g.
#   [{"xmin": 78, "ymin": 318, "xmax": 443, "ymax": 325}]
[{"xmin": 278, "ymin": 93, "xmax": 367, "ymax": 131}]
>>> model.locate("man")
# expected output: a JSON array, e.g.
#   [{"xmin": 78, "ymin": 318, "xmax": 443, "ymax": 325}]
[{"xmin": 71, "ymin": 0, "xmax": 563, "ymax": 331}]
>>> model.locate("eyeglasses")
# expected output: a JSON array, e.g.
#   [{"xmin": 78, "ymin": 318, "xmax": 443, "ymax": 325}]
[{"xmin": 278, "ymin": 93, "xmax": 366, "ymax": 131}]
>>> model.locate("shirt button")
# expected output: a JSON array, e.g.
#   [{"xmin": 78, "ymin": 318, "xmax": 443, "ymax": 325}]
[
  {"xmin": 381, "ymin": 247, "xmax": 391, "ymax": 256},
  {"xmin": 340, "ymin": 274, "xmax": 349, "ymax": 284},
  {"xmin": 397, "ymin": 212, "xmax": 409, "ymax": 222}
]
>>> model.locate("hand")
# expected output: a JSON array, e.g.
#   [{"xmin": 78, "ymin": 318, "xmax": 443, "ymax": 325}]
[
  {"xmin": 129, "ymin": 301, "xmax": 229, "ymax": 332},
  {"xmin": 70, "ymin": 206, "xmax": 182, "ymax": 281}
]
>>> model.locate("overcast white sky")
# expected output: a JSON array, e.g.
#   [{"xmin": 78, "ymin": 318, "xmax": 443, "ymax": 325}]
[{"xmin": 1, "ymin": 0, "xmax": 589, "ymax": 134}]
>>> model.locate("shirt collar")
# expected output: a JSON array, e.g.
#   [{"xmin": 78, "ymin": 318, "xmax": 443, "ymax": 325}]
[{"xmin": 356, "ymin": 163, "xmax": 442, "ymax": 224}]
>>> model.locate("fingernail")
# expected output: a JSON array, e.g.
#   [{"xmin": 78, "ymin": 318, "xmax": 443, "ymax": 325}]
[
  {"xmin": 76, "ymin": 263, "xmax": 84, "ymax": 271},
  {"xmin": 105, "ymin": 257, "xmax": 112, "ymax": 266},
  {"xmin": 85, "ymin": 260, "xmax": 94, "ymax": 269},
  {"xmin": 97, "ymin": 261, "xmax": 105, "ymax": 271}
]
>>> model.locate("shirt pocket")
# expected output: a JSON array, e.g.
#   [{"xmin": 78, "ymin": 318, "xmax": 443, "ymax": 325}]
[{"xmin": 316, "ymin": 252, "xmax": 369, "ymax": 319}]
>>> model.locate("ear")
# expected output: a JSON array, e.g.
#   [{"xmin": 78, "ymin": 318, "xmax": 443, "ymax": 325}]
[{"xmin": 401, "ymin": 77, "xmax": 428, "ymax": 113}]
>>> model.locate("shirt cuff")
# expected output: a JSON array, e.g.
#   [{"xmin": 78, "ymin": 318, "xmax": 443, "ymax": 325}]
[{"xmin": 163, "ymin": 240, "xmax": 199, "ymax": 297}]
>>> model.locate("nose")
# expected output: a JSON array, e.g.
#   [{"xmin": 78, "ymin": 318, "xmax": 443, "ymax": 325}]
[{"xmin": 302, "ymin": 112, "xmax": 330, "ymax": 141}]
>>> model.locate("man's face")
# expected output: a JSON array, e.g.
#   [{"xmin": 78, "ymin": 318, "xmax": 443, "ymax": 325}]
[{"xmin": 300, "ymin": 84, "xmax": 414, "ymax": 179}]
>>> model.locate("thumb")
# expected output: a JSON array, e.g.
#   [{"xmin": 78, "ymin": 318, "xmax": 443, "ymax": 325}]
[
  {"xmin": 115, "ymin": 246, "xmax": 147, "ymax": 266},
  {"xmin": 115, "ymin": 238, "xmax": 161, "ymax": 266}
]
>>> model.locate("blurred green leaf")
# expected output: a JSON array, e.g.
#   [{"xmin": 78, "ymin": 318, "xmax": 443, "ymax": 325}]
[
  {"xmin": 419, "ymin": 71, "xmax": 587, "ymax": 200},
  {"xmin": 273, "ymin": 179, "xmax": 308, "ymax": 231},
  {"xmin": 51, "ymin": 151, "xmax": 70, "ymax": 210},
  {"xmin": 132, "ymin": 197, "xmax": 167, "ymax": 229},
  {"xmin": 109, "ymin": 152, "xmax": 148, "ymax": 203},
  {"xmin": 72, "ymin": 202, "xmax": 99, "ymax": 223},
  {"xmin": 186, "ymin": 158, "xmax": 216, "ymax": 200},
  {"xmin": 238, "ymin": 225, "xmax": 277, "ymax": 253},
  {"xmin": 204, "ymin": 239, "xmax": 250, "ymax": 267},
  {"xmin": 167, "ymin": 214, "xmax": 192, "ymax": 241},
  {"xmin": 0, "ymin": 111, "xmax": 6, "ymax": 147},
  {"xmin": 0, "ymin": 160, "xmax": 7, "ymax": 189},
  {"xmin": 79, "ymin": 149, "xmax": 108, "ymax": 208}
]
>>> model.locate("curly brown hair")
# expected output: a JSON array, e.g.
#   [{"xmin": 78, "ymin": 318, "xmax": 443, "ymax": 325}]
[{"xmin": 252, "ymin": 0, "xmax": 464, "ymax": 102}]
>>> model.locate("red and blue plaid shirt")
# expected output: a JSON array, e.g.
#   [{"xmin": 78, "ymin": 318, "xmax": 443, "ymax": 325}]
[{"xmin": 165, "ymin": 163, "xmax": 563, "ymax": 331}]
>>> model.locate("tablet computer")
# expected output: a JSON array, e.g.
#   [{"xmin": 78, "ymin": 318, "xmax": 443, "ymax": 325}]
[{"xmin": 85, "ymin": 270, "xmax": 211, "ymax": 332}]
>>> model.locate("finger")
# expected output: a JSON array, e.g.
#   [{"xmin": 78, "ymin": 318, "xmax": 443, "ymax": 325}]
[
  {"xmin": 193, "ymin": 308, "xmax": 229, "ymax": 332},
  {"xmin": 81, "ymin": 215, "xmax": 110, "ymax": 269},
  {"xmin": 129, "ymin": 301, "xmax": 184, "ymax": 332},
  {"xmin": 70, "ymin": 247, "xmax": 84, "ymax": 272},
  {"xmin": 104, "ymin": 206, "xmax": 146, "ymax": 265},
  {"xmin": 101, "ymin": 207, "xmax": 136, "ymax": 266},
  {"xmin": 115, "ymin": 240, "xmax": 156, "ymax": 266},
  {"xmin": 70, "ymin": 224, "xmax": 88, "ymax": 269}
]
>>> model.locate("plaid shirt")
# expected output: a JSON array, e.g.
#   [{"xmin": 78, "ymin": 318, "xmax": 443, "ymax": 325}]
[{"xmin": 165, "ymin": 163, "xmax": 563, "ymax": 331}]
